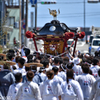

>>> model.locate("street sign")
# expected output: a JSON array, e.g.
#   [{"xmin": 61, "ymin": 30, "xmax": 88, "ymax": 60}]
[
  {"xmin": 30, "ymin": 0, "xmax": 37, "ymax": 5},
  {"xmin": 22, "ymin": 24, "xmax": 26, "ymax": 29}
]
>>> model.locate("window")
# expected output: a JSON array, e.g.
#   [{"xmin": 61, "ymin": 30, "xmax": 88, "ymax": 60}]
[
  {"xmin": 9, "ymin": 17, "xmax": 15, "ymax": 26},
  {"xmin": 93, "ymin": 40, "xmax": 100, "ymax": 46}
]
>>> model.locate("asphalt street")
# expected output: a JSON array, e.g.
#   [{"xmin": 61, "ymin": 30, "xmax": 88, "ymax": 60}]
[{"xmin": 76, "ymin": 42, "xmax": 89, "ymax": 54}]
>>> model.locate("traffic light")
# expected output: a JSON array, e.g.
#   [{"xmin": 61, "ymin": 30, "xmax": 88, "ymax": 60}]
[{"xmin": 41, "ymin": 2, "xmax": 56, "ymax": 4}]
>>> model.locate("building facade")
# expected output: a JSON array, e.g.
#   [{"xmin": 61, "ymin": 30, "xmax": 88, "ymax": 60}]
[{"xmin": 2, "ymin": 0, "xmax": 20, "ymax": 48}]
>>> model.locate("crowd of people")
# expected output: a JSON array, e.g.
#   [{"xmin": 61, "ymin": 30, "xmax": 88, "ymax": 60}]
[{"xmin": 0, "ymin": 46, "xmax": 100, "ymax": 100}]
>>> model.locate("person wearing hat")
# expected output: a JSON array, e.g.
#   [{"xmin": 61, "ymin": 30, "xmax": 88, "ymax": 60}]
[
  {"xmin": 13, "ymin": 58, "xmax": 26, "ymax": 76},
  {"xmin": 16, "ymin": 71, "xmax": 42, "ymax": 100},
  {"xmin": 76, "ymin": 63, "xmax": 96, "ymax": 100},
  {"xmin": 0, "ymin": 62, "xmax": 15, "ymax": 98},
  {"xmin": 7, "ymin": 73, "xmax": 23, "ymax": 100},
  {"xmin": 40, "ymin": 70, "xmax": 62, "ymax": 100},
  {"xmin": 72, "ymin": 57, "xmax": 82, "ymax": 76}
]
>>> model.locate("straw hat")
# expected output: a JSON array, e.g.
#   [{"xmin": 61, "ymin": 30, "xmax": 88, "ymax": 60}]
[
  {"xmin": 0, "ymin": 53, "xmax": 6, "ymax": 57},
  {"xmin": 0, "ymin": 61, "xmax": 16, "ymax": 66},
  {"xmin": 24, "ymin": 62, "xmax": 43, "ymax": 67}
]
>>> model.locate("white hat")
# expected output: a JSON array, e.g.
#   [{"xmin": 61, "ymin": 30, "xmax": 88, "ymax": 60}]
[{"xmin": 73, "ymin": 57, "xmax": 80, "ymax": 65}]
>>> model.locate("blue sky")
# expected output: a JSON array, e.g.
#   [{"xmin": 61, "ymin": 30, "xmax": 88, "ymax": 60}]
[{"xmin": 28, "ymin": 0, "xmax": 100, "ymax": 28}]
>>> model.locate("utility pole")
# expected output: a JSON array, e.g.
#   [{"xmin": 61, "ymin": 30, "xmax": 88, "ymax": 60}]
[
  {"xmin": 21, "ymin": 0, "xmax": 24, "ymax": 45},
  {"xmin": 35, "ymin": 2, "xmax": 37, "ymax": 30},
  {"xmin": 84, "ymin": 0, "xmax": 87, "ymax": 43},
  {"xmin": 31, "ymin": 12, "xmax": 34, "ymax": 31},
  {"xmin": 19, "ymin": 0, "xmax": 21, "ymax": 48},
  {"xmin": 84, "ymin": 0, "xmax": 85, "ymax": 30},
  {"xmin": 25, "ymin": 0, "xmax": 28, "ymax": 46}
]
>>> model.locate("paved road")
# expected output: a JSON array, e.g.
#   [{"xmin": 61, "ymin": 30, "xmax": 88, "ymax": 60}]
[{"xmin": 76, "ymin": 42, "xmax": 89, "ymax": 53}]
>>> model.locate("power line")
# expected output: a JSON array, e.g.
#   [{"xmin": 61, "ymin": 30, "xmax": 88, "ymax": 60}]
[
  {"xmin": 38, "ymin": 12, "xmax": 100, "ymax": 16},
  {"xmin": 37, "ymin": 14, "xmax": 100, "ymax": 18}
]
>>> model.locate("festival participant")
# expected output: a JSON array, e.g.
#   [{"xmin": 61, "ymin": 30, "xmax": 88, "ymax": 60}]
[
  {"xmin": 13, "ymin": 58, "xmax": 26, "ymax": 76},
  {"xmin": 12, "ymin": 56, "xmax": 21, "ymax": 70},
  {"xmin": 52, "ymin": 57, "xmax": 60, "ymax": 68},
  {"xmin": 39, "ymin": 67, "xmax": 47, "ymax": 82},
  {"xmin": 6, "ymin": 53, "xmax": 16, "ymax": 71},
  {"xmin": 72, "ymin": 57, "xmax": 82, "ymax": 76},
  {"xmin": 7, "ymin": 73, "xmax": 23, "ymax": 100},
  {"xmin": 24, "ymin": 62, "xmax": 43, "ymax": 85},
  {"xmin": 61, "ymin": 69, "xmax": 84, "ymax": 100},
  {"xmin": 89, "ymin": 69, "xmax": 100, "ymax": 100},
  {"xmin": 0, "ymin": 62, "xmax": 15, "ymax": 98},
  {"xmin": 90, "ymin": 58, "xmax": 100, "ymax": 80},
  {"xmin": 52, "ymin": 67, "xmax": 63, "ymax": 85},
  {"xmin": 27, "ymin": 54, "xmax": 34, "ymax": 63},
  {"xmin": 6, "ymin": 52, "xmax": 15, "ymax": 62},
  {"xmin": 22, "ymin": 65, "xmax": 31, "ymax": 83},
  {"xmin": 16, "ymin": 71, "xmax": 42, "ymax": 100},
  {"xmin": 76, "ymin": 63, "xmax": 96, "ymax": 100},
  {"xmin": 39, "ymin": 70, "xmax": 62, "ymax": 100},
  {"xmin": 58, "ymin": 64, "xmax": 66, "ymax": 81},
  {"xmin": 41, "ymin": 58, "xmax": 50, "ymax": 69}
]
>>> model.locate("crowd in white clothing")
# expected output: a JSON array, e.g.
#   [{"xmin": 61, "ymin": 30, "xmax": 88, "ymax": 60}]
[{"xmin": 0, "ymin": 47, "xmax": 100, "ymax": 100}]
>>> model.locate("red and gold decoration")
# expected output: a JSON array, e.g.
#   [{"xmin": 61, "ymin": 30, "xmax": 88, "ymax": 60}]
[{"xmin": 25, "ymin": 30, "xmax": 85, "ymax": 56}]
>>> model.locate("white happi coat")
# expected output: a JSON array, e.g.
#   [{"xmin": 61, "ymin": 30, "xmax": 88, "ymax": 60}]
[
  {"xmin": 53, "ymin": 75, "xmax": 64, "ymax": 85},
  {"xmin": 61, "ymin": 79, "xmax": 84, "ymax": 100},
  {"xmin": 39, "ymin": 72, "xmax": 47, "ymax": 82},
  {"xmin": 39, "ymin": 79, "xmax": 63, "ymax": 100},
  {"xmin": 89, "ymin": 78, "xmax": 100, "ymax": 100},
  {"xmin": 72, "ymin": 64, "xmax": 82, "ymax": 76},
  {"xmin": 58, "ymin": 71, "xmax": 66, "ymax": 81},
  {"xmin": 7, "ymin": 83, "xmax": 23, "ymax": 100},
  {"xmin": 90, "ymin": 65, "xmax": 100, "ymax": 80},
  {"xmin": 16, "ymin": 81, "xmax": 42, "ymax": 100},
  {"xmin": 76, "ymin": 73, "xmax": 96, "ymax": 100}
]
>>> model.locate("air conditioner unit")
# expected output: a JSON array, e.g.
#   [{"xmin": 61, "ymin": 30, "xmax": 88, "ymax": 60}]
[{"xmin": 14, "ymin": 22, "xmax": 19, "ymax": 28}]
